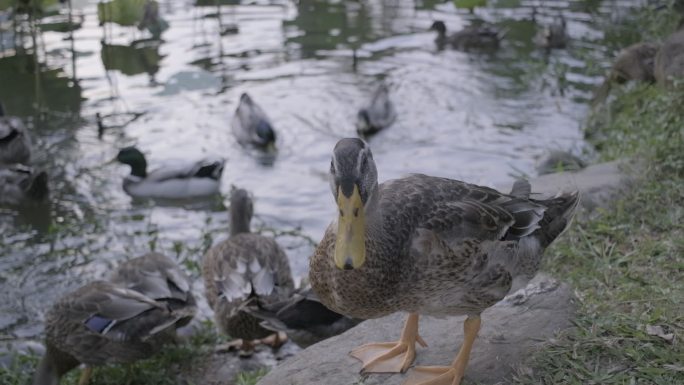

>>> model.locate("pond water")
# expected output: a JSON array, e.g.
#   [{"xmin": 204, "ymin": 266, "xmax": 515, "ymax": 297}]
[{"xmin": 0, "ymin": 0, "xmax": 642, "ymax": 341}]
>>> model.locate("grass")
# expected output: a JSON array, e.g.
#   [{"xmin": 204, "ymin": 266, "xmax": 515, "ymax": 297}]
[{"xmin": 514, "ymin": 67, "xmax": 684, "ymax": 384}]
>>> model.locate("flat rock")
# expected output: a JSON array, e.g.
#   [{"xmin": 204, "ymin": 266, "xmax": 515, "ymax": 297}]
[{"xmin": 257, "ymin": 274, "xmax": 574, "ymax": 385}]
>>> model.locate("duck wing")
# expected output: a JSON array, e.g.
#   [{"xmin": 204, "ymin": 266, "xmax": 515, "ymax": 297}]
[
  {"xmin": 146, "ymin": 158, "xmax": 225, "ymax": 182},
  {"xmin": 366, "ymin": 84, "xmax": 397, "ymax": 128}
]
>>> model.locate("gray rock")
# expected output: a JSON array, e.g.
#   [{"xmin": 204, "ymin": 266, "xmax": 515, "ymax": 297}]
[{"xmin": 257, "ymin": 274, "xmax": 574, "ymax": 385}]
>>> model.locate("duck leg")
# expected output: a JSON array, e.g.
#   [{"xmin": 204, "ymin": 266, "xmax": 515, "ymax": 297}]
[
  {"xmin": 402, "ymin": 315, "xmax": 481, "ymax": 385},
  {"xmin": 261, "ymin": 331, "xmax": 288, "ymax": 348},
  {"xmin": 350, "ymin": 313, "xmax": 427, "ymax": 373},
  {"xmin": 77, "ymin": 366, "xmax": 93, "ymax": 385}
]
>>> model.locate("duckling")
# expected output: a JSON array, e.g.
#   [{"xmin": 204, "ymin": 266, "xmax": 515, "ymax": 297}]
[
  {"xmin": 593, "ymin": 42, "xmax": 660, "ymax": 104},
  {"xmin": 232, "ymin": 93, "xmax": 277, "ymax": 150},
  {"xmin": 0, "ymin": 164, "xmax": 48, "ymax": 206},
  {"xmin": 0, "ymin": 103, "xmax": 32, "ymax": 165},
  {"xmin": 534, "ymin": 15, "xmax": 567, "ymax": 49},
  {"xmin": 202, "ymin": 188, "xmax": 294, "ymax": 355},
  {"xmin": 245, "ymin": 285, "xmax": 362, "ymax": 348},
  {"xmin": 655, "ymin": 28, "xmax": 684, "ymax": 87},
  {"xmin": 115, "ymin": 146, "xmax": 224, "ymax": 199},
  {"xmin": 31, "ymin": 253, "xmax": 196, "ymax": 385},
  {"xmin": 429, "ymin": 20, "xmax": 505, "ymax": 51},
  {"xmin": 356, "ymin": 84, "xmax": 397, "ymax": 137}
]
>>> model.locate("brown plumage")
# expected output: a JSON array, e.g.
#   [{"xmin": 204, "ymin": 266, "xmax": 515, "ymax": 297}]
[
  {"xmin": 202, "ymin": 188, "xmax": 294, "ymax": 347},
  {"xmin": 655, "ymin": 27, "xmax": 684, "ymax": 86},
  {"xmin": 309, "ymin": 138, "xmax": 579, "ymax": 384},
  {"xmin": 32, "ymin": 253, "xmax": 196, "ymax": 385}
]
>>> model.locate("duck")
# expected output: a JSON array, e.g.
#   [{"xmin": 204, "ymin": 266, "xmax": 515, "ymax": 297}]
[
  {"xmin": 309, "ymin": 138, "xmax": 579, "ymax": 385},
  {"xmin": 0, "ymin": 164, "xmax": 48, "ymax": 206},
  {"xmin": 244, "ymin": 285, "xmax": 362, "ymax": 348},
  {"xmin": 655, "ymin": 27, "xmax": 684, "ymax": 87},
  {"xmin": 0, "ymin": 103, "xmax": 32, "ymax": 165},
  {"xmin": 116, "ymin": 146, "xmax": 224, "ymax": 199},
  {"xmin": 356, "ymin": 84, "xmax": 397, "ymax": 137},
  {"xmin": 31, "ymin": 253, "xmax": 197, "ymax": 385},
  {"xmin": 533, "ymin": 15, "xmax": 567, "ymax": 49},
  {"xmin": 429, "ymin": 20, "xmax": 505, "ymax": 51},
  {"xmin": 593, "ymin": 42, "xmax": 660, "ymax": 104},
  {"xmin": 232, "ymin": 93, "xmax": 277, "ymax": 150},
  {"xmin": 202, "ymin": 188, "xmax": 295, "ymax": 355}
]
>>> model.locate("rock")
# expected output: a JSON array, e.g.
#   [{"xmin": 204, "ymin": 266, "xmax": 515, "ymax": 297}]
[{"xmin": 257, "ymin": 274, "xmax": 574, "ymax": 385}]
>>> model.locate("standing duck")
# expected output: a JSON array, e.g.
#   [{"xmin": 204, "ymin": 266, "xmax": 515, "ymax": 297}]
[
  {"xmin": 0, "ymin": 103, "xmax": 32, "ymax": 165},
  {"xmin": 116, "ymin": 146, "xmax": 224, "ymax": 199},
  {"xmin": 0, "ymin": 164, "xmax": 48, "ymax": 206},
  {"xmin": 244, "ymin": 285, "xmax": 362, "ymax": 348},
  {"xmin": 356, "ymin": 84, "xmax": 397, "ymax": 137},
  {"xmin": 31, "ymin": 253, "xmax": 197, "ymax": 385},
  {"xmin": 202, "ymin": 188, "xmax": 294, "ymax": 355},
  {"xmin": 309, "ymin": 138, "xmax": 579, "ymax": 385},
  {"xmin": 232, "ymin": 93, "xmax": 277, "ymax": 150},
  {"xmin": 429, "ymin": 20, "xmax": 505, "ymax": 51}
]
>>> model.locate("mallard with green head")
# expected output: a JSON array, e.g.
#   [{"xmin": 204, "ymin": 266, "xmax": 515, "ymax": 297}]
[
  {"xmin": 232, "ymin": 93, "xmax": 277, "ymax": 150},
  {"xmin": 309, "ymin": 138, "xmax": 579, "ymax": 385},
  {"xmin": 0, "ymin": 103, "xmax": 32, "ymax": 165},
  {"xmin": 202, "ymin": 188, "xmax": 294, "ymax": 355},
  {"xmin": 31, "ymin": 252, "xmax": 197, "ymax": 385},
  {"xmin": 0, "ymin": 164, "xmax": 48, "ymax": 206},
  {"xmin": 356, "ymin": 84, "xmax": 397, "ymax": 137},
  {"xmin": 244, "ymin": 285, "xmax": 362, "ymax": 348},
  {"xmin": 429, "ymin": 20, "xmax": 505, "ymax": 51},
  {"xmin": 116, "ymin": 146, "xmax": 224, "ymax": 199}
]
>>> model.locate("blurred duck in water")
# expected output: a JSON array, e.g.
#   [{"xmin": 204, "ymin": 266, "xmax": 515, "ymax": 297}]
[
  {"xmin": 31, "ymin": 252, "xmax": 196, "ymax": 385},
  {"xmin": 202, "ymin": 188, "xmax": 295, "ymax": 356},
  {"xmin": 0, "ymin": 164, "xmax": 48, "ymax": 206},
  {"xmin": 232, "ymin": 93, "xmax": 277, "ymax": 150},
  {"xmin": 534, "ymin": 15, "xmax": 568, "ymax": 50},
  {"xmin": 0, "ymin": 103, "xmax": 32, "ymax": 165},
  {"xmin": 356, "ymin": 84, "xmax": 397, "ymax": 137},
  {"xmin": 115, "ymin": 146, "xmax": 224, "ymax": 199},
  {"xmin": 429, "ymin": 20, "xmax": 505, "ymax": 51},
  {"xmin": 245, "ymin": 285, "xmax": 362, "ymax": 348}
]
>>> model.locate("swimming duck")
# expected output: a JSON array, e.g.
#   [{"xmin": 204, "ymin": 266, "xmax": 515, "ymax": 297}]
[
  {"xmin": 655, "ymin": 27, "xmax": 684, "ymax": 87},
  {"xmin": 533, "ymin": 15, "xmax": 567, "ymax": 49},
  {"xmin": 202, "ymin": 188, "xmax": 295, "ymax": 355},
  {"xmin": 0, "ymin": 164, "xmax": 48, "ymax": 206},
  {"xmin": 356, "ymin": 84, "xmax": 397, "ymax": 137},
  {"xmin": 116, "ymin": 146, "xmax": 224, "ymax": 199},
  {"xmin": 429, "ymin": 20, "xmax": 505, "ymax": 51},
  {"xmin": 31, "ymin": 253, "xmax": 197, "ymax": 385},
  {"xmin": 244, "ymin": 285, "xmax": 362, "ymax": 348},
  {"xmin": 309, "ymin": 138, "xmax": 579, "ymax": 385},
  {"xmin": 0, "ymin": 103, "xmax": 32, "ymax": 165},
  {"xmin": 232, "ymin": 93, "xmax": 277, "ymax": 150}
]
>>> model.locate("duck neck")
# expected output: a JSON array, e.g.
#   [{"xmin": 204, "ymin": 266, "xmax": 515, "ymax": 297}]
[
  {"xmin": 129, "ymin": 158, "xmax": 147, "ymax": 178},
  {"xmin": 32, "ymin": 346, "xmax": 79, "ymax": 385},
  {"xmin": 230, "ymin": 208, "xmax": 251, "ymax": 236}
]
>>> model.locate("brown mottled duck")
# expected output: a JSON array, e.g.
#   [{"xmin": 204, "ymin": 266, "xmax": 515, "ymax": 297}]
[
  {"xmin": 31, "ymin": 252, "xmax": 197, "ymax": 385},
  {"xmin": 309, "ymin": 138, "xmax": 579, "ymax": 385},
  {"xmin": 202, "ymin": 188, "xmax": 294, "ymax": 355}
]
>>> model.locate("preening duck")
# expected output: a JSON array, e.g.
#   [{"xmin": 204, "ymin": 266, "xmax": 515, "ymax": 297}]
[
  {"xmin": 31, "ymin": 252, "xmax": 196, "ymax": 385},
  {"xmin": 116, "ymin": 146, "xmax": 224, "ymax": 199},
  {"xmin": 356, "ymin": 84, "xmax": 397, "ymax": 137},
  {"xmin": 202, "ymin": 188, "xmax": 294, "ymax": 354},
  {"xmin": 0, "ymin": 164, "xmax": 48, "ymax": 206},
  {"xmin": 244, "ymin": 285, "xmax": 362, "ymax": 348},
  {"xmin": 309, "ymin": 138, "xmax": 579, "ymax": 385},
  {"xmin": 232, "ymin": 93, "xmax": 277, "ymax": 150},
  {"xmin": 0, "ymin": 103, "xmax": 32, "ymax": 165}
]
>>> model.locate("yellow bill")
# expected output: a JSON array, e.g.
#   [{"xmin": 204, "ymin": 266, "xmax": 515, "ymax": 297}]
[{"xmin": 334, "ymin": 184, "xmax": 366, "ymax": 270}]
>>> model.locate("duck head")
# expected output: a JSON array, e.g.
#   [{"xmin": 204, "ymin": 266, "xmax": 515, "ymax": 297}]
[
  {"xmin": 255, "ymin": 120, "xmax": 276, "ymax": 149},
  {"xmin": 429, "ymin": 20, "xmax": 447, "ymax": 36},
  {"xmin": 229, "ymin": 187, "xmax": 254, "ymax": 236},
  {"xmin": 116, "ymin": 146, "xmax": 148, "ymax": 178},
  {"xmin": 329, "ymin": 138, "xmax": 378, "ymax": 270}
]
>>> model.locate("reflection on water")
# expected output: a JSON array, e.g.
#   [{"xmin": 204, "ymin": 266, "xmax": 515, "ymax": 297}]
[{"xmin": 0, "ymin": 0, "xmax": 643, "ymax": 340}]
